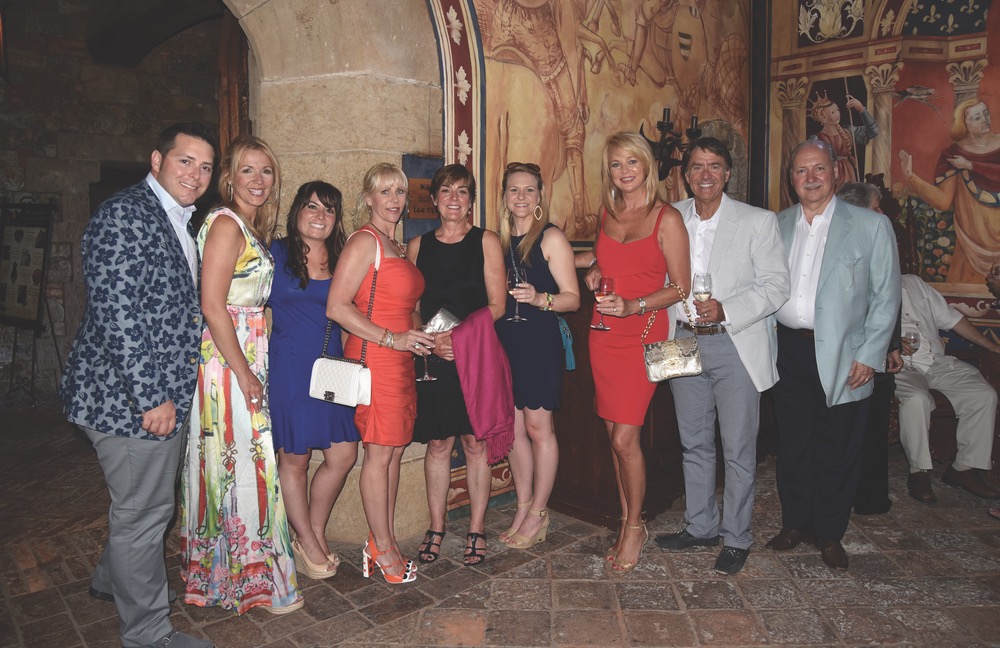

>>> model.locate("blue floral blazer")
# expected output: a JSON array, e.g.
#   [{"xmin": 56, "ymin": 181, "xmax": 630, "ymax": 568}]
[{"xmin": 60, "ymin": 181, "xmax": 202, "ymax": 440}]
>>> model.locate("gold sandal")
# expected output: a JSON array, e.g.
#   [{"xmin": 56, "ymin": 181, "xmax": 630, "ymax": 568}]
[
  {"xmin": 500, "ymin": 500, "xmax": 532, "ymax": 543},
  {"xmin": 504, "ymin": 509, "xmax": 550, "ymax": 549},
  {"xmin": 611, "ymin": 522, "xmax": 648, "ymax": 573}
]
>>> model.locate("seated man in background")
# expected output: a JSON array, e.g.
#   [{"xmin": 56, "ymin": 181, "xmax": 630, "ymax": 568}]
[{"xmin": 898, "ymin": 274, "xmax": 1000, "ymax": 502}]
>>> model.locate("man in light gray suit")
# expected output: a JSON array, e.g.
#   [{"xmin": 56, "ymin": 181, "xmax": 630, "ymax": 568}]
[
  {"xmin": 654, "ymin": 138, "xmax": 790, "ymax": 574},
  {"xmin": 766, "ymin": 140, "xmax": 900, "ymax": 570}
]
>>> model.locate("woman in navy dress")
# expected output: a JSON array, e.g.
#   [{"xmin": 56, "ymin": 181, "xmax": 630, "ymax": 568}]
[
  {"xmin": 495, "ymin": 162, "xmax": 580, "ymax": 549},
  {"xmin": 269, "ymin": 181, "xmax": 360, "ymax": 580}
]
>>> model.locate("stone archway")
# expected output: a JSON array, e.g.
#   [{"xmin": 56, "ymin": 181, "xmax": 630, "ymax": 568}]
[{"xmin": 218, "ymin": 0, "xmax": 444, "ymax": 218}]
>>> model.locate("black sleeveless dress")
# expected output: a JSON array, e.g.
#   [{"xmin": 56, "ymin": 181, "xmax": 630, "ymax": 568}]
[{"xmin": 412, "ymin": 226, "xmax": 489, "ymax": 442}]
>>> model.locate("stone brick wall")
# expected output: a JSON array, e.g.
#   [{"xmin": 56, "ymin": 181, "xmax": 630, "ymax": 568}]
[{"xmin": 0, "ymin": 1, "xmax": 220, "ymax": 402}]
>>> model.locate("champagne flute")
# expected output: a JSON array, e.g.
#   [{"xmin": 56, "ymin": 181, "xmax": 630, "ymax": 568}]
[
  {"xmin": 902, "ymin": 329, "xmax": 919, "ymax": 371},
  {"xmin": 693, "ymin": 272, "xmax": 713, "ymax": 303},
  {"xmin": 591, "ymin": 276, "xmax": 615, "ymax": 331},
  {"xmin": 507, "ymin": 266, "xmax": 527, "ymax": 322},
  {"xmin": 414, "ymin": 339, "xmax": 436, "ymax": 382}
]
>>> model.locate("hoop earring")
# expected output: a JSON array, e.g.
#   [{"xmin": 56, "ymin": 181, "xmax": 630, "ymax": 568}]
[
  {"xmin": 533, "ymin": 205, "xmax": 543, "ymax": 221},
  {"xmin": 227, "ymin": 183, "xmax": 233, "ymax": 202}
]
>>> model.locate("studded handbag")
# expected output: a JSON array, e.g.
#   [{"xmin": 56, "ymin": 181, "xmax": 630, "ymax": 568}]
[{"xmin": 641, "ymin": 283, "xmax": 703, "ymax": 382}]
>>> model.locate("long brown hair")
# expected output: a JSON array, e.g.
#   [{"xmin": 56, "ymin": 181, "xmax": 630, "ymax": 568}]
[
  {"xmin": 217, "ymin": 135, "xmax": 281, "ymax": 246},
  {"xmin": 283, "ymin": 181, "xmax": 345, "ymax": 289},
  {"xmin": 498, "ymin": 162, "xmax": 546, "ymax": 267}
]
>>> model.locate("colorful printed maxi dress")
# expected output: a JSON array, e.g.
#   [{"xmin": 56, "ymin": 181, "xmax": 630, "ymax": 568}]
[{"xmin": 180, "ymin": 208, "xmax": 300, "ymax": 614}]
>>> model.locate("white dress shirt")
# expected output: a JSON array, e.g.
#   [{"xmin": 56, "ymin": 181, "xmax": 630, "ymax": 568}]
[
  {"xmin": 146, "ymin": 173, "xmax": 198, "ymax": 284},
  {"xmin": 775, "ymin": 197, "xmax": 838, "ymax": 330},
  {"xmin": 900, "ymin": 274, "xmax": 962, "ymax": 372},
  {"xmin": 680, "ymin": 195, "xmax": 722, "ymax": 320}
]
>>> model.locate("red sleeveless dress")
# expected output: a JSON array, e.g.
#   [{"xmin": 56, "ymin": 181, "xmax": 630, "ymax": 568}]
[{"xmin": 589, "ymin": 207, "xmax": 670, "ymax": 426}]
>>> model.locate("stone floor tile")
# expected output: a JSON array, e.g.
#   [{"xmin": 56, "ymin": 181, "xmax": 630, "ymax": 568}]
[
  {"xmin": 469, "ymin": 546, "xmax": 536, "ymax": 577},
  {"xmin": 547, "ymin": 551, "xmax": 608, "ymax": 580},
  {"xmin": 289, "ymin": 611, "xmax": 373, "ymax": 648},
  {"xmin": 552, "ymin": 609, "xmax": 624, "ymax": 646},
  {"xmin": 858, "ymin": 577, "xmax": 928, "ymax": 606},
  {"xmin": 971, "ymin": 527, "xmax": 1000, "ymax": 549},
  {"xmin": 299, "ymin": 582, "xmax": 355, "ymax": 622},
  {"xmin": 484, "ymin": 609, "xmax": 550, "ymax": 647},
  {"xmin": 662, "ymin": 551, "xmax": 718, "ymax": 579},
  {"xmin": 7, "ymin": 588, "xmax": 67, "ymax": 624},
  {"xmin": 689, "ymin": 609, "xmax": 768, "ymax": 645},
  {"xmin": 75, "ymin": 617, "xmax": 119, "ymax": 648},
  {"xmin": 759, "ymin": 608, "xmax": 838, "ymax": 644},
  {"xmin": 825, "ymin": 607, "xmax": 908, "ymax": 644},
  {"xmin": 494, "ymin": 557, "xmax": 548, "ymax": 580},
  {"xmin": 728, "ymin": 552, "xmax": 790, "ymax": 579},
  {"xmin": 65, "ymin": 590, "xmax": 116, "ymax": 627},
  {"xmin": 415, "ymin": 608, "xmax": 486, "ymax": 646},
  {"xmin": 796, "ymin": 578, "xmax": 873, "ymax": 607},
  {"xmin": 946, "ymin": 549, "xmax": 1000, "ymax": 575},
  {"xmin": 201, "ymin": 614, "xmax": 266, "ymax": 648},
  {"xmin": 357, "ymin": 588, "xmax": 435, "ymax": 626},
  {"xmin": 923, "ymin": 577, "xmax": 1000, "ymax": 606},
  {"xmin": 487, "ymin": 578, "xmax": 550, "ymax": 610},
  {"xmin": 889, "ymin": 549, "xmax": 962, "ymax": 577},
  {"xmin": 675, "ymin": 580, "xmax": 744, "ymax": 610},
  {"xmin": 416, "ymin": 566, "xmax": 489, "ymax": 603},
  {"xmin": 614, "ymin": 581, "xmax": 679, "ymax": 611},
  {"xmin": 950, "ymin": 606, "xmax": 1000, "ymax": 642},
  {"xmin": 622, "ymin": 610, "xmax": 698, "ymax": 647},
  {"xmin": 737, "ymin": 579, "xmax": 803, "ymax": 609},
  {"xmin": 434, "ymin": 582, "xmax": 490, "ymax": 610},
  {"xmin": 551, "ymin": 580, "xmax": 614, "ymax": 610},
  {"xmin": 780, "ymin": 554, "xmax": 852, "ymax": 580},
  {"xmin": 18, "ymin": 613, "xmax": 81, "ymax": 648},
  {"xmin": 914, "ymin": 528, "xmax": 983, "ymax": 550},
  {"xmin": 886, "ymin": 607, "xmax": 970, "ymax": 643}
]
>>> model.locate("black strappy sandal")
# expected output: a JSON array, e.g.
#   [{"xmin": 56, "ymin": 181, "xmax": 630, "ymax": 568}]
[
  {"xmin": 463, "ymin": 532, "xmax": 487, "ymax": 567},
  {"xmin": 418, "ymin": 529, "xmax": 445, "ymax": 564}
]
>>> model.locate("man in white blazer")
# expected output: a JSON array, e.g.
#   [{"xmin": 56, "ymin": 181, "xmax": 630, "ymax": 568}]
[
  {"xmin": 654, "ymin": 138, "xmax": 790, "ymax": 574},
  {"xmin": 767, "ymin": 140, "xmax": 900, "ymax": 570}
]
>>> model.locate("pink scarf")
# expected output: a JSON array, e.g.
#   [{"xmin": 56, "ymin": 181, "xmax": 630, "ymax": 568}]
[{"xmin": 452, "ymin": 307, "xmax": 515, "ymax": 464}]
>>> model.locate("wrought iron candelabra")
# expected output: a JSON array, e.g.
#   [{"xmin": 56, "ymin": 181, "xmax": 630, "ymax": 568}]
[{"xmin": 639, "ymin": 107, "xmax": 702, "ymax": 181}]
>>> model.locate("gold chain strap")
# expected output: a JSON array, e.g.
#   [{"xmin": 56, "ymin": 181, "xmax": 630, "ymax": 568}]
[{"xmin": 641, "ymin": 282, "xmax": 692, "ymax": 343}]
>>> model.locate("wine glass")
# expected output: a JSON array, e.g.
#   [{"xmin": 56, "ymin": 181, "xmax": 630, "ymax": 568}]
[
  {"xmin": 507, "ymin": 266, "xmax": 527, "ymax": 322},
  {"xmin": 902, "ymin": 329, "xmax": 919, "ymax": 371},
  {"xmin": 591, "ymin": 276, "xmax": 615, "ymax": 331},
  {"xmin": 415, "ymin": 341, "xmax": 436, "ymax": 382}
]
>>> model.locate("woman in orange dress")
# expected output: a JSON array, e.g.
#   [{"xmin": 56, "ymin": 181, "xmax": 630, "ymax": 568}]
[
  {"xmin": 327, "ymin": 163, "xmax": 434, "ymax": 584},
  {"xmin": 576, "ymin": 131, "xmax": 690, "ymax": 572}
]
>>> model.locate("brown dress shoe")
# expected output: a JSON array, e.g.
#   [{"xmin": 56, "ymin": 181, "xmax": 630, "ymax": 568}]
[
  {"xmin": 764, "ymin": 528, "xmax": 815, "ymax": 551},
  {"xmin": 816, "ymin": 539, "xmax": 848, "ymax": 570},
  {"xmin": 907, "ymin": 471, "xmax": 936, "ymax": 503},
  {"xmin": 942, "ymin": 466, "xmax": 1000, "ymax": 500}
]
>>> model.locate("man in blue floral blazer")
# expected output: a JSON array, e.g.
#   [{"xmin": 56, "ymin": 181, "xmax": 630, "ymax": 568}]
[{"xmin": 61, "ymin": 123, "xmax": 217, "ymax": 648}]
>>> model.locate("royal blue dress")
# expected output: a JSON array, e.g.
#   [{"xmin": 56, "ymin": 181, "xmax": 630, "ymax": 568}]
[{"xmin": 267, "ymin": 239, "xmax": 359, "ymax": 453}]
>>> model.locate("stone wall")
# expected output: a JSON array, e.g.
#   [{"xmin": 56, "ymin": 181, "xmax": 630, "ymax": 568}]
[{"xmin": 0, "ymin": 0, "xmax": 220, "ymax": 401}]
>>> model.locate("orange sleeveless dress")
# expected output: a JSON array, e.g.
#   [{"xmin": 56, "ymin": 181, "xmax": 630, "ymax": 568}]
[
  {"xmin": 344, "ymin": 228, "xmax": 425, "ymax": 446},
  {"xmin": 589, "ymin": 207, "xmax": 670, "ymax": 426}
]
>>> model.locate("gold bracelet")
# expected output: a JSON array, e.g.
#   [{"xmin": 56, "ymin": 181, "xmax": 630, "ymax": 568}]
[
  {"xmin": 377, "ymin": 328, "xmax": 390, "ymax": 348},
  {"xmin": 541, "ymin": 292, "xmax": 555, "ymax": 311}
]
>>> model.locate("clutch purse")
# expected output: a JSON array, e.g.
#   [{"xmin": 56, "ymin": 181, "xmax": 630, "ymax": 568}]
[
  {"xmin": 423, "ymin": 308, "xmax": 461, "ymax": 333},
  {"xmin": 641, "ymin": 282, "xmax": 703, "ymax": 382},
  {"xmin": 309, "ymin": 229, "xmax": 381, "ymax": 406}
]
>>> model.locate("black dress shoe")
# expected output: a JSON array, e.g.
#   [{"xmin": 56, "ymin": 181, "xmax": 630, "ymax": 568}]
[
  {"xmin": 907, "ymin": 471, "xmax": 937, "ymax": 503},
  {"xmin": 654, "ymin": 529, "xmax": 719, "ymax": 551},
  {"xmin": 816, "ymin": 539, "xmax": 848, "ymax": 570},
  {"xmin": 90, "ymin": 587, "xmax": 178, "ymax": 604},
  {"xmin": 713, "ymin": 546, "xmax": 750, "ymax": 575},
  {"xmin": 942, "ymin": 466, "xmax": 1000, "ymax": 499},
  {"xmin": 764, "ymin": 528, "xmax": 815, "ymax": 551}
]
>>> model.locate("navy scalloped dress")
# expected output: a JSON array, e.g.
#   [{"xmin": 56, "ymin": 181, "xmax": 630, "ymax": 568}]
[{"xmin": 267, "ymin": 238, "xmax": 359, "ymax": 453}]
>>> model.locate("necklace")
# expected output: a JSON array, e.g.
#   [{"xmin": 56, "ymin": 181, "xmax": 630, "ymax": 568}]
[{"xmin": 370, "ymin": 223, "xmax": 406, "ymax": 256}]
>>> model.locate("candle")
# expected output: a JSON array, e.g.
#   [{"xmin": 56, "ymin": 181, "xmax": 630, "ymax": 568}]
[
  {"xmin": 690, "ymin": 115, "xmax": 698, "ymax": 129},
  {"xmin": 663, "ymin": 107, "xmax": 671, "ymax": 123}
]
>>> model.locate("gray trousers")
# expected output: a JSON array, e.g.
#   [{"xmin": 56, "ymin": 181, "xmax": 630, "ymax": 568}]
[
  {"xmin": 668, "ymin": 331, "xmax": 760, "ymax": 549},
  {"xmin": 84, "ymin": 426, "xmax": 182, "ymax": 648}
]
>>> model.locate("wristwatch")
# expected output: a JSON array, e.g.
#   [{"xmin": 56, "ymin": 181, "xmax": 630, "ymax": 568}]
[{"xmin": 637, "ymin": 297, "xmax": 647, "ymax": 316}]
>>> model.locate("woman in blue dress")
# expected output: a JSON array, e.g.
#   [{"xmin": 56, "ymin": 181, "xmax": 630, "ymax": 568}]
[{"xmin": 268, "ymin": 181, "xmax": 360, "ymax": 580}]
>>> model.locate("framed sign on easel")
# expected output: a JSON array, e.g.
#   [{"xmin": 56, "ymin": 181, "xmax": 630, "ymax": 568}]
[{"xmin": 1, "ymin": 202, "xmax": 56, "ymax": 405}]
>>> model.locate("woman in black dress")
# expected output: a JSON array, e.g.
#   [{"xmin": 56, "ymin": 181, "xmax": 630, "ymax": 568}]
[{"xmin": 406, "ymin": 164, "xmax": 506, "ymax": 566}]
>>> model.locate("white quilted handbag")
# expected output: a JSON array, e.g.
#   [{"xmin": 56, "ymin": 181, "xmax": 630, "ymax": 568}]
[{"xmin": 308, "ymin": 229, "xmax": 381, "ymax": 407}]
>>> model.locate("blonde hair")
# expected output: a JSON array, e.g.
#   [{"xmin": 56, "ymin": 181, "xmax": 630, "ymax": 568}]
[
  {"xmin": 950, "ymin": 97, "xmax": 985, "ymax": 141},
  {"xmin": 353, "ymin": 162, "xmax": 409, "ymax": 223},
  {"xmin": 498, "ymin": 162, "xmax": 546, "ymax": 267},
  {"xmin": 600, "ymin": 131, "xmax": 661, "ymax": 220},
  {"xmin": 217, "ymin": 135, "xmax": 281, "ymax": 246}
]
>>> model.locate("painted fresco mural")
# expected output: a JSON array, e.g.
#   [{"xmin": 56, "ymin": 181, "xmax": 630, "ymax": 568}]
[
  {"xmin": 428, "ymin": 0, "xmax": 753, "ymax": 243},
  {"xmin": 770, "ymin": 0, "xmax": 998, "ymax": 333}
]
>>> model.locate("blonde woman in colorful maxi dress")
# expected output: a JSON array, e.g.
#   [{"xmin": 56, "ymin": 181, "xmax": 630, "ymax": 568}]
[{"xmin": 180, "ymin": 136, "xmax": 302, "ymax": 615}]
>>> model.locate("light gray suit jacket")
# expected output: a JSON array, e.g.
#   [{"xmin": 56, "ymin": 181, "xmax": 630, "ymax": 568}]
[
  {"xmin": 776, "ymin": 197, "xmax": 900, "ymax": 406},
  {"xmin": 671, "ymin": 194, "xmax": 791, "ymax": 391}
]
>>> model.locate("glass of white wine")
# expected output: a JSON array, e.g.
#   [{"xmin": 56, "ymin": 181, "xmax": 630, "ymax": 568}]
[
  {"xmin": 693, "ymin": 273, "xmax": 713, "ymax": 302},
  {"xmin": 902, "ymin": 329, "xmax": 919, "ymax": 371}
]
